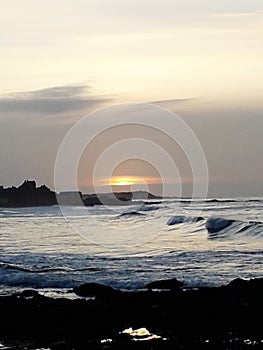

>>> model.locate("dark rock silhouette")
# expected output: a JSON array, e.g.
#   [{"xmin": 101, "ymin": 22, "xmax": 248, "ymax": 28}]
[
  {"xmin": 83, "ymin": 191, "xmax": 160, "ymax": 206},
  {"xmin": 73, "ymin": 282, "xmax": 120, "ymax": 299},
  {"xmin": 145, "ymin": 278, "xmax": 185, "ymax": 291},
  {"xmin": 83, "ymin": 193, "xmax": 132, "ymax": 206},
  {"xmin": 57, "ymin": 191, "xmax": 84, "ymax": 206},
  {"xmin": 0, "ymin": 180, "xmax": 57, "ymax": 207},
  {"xmin": 14, "ymin": 289, "xmax": 46, "ymax": 301},
  {"xmin": 223, "ymin": 277, "xmax": 263, "ymax": 293}
]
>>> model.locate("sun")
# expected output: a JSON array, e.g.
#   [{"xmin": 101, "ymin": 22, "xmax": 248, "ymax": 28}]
[{"xmin": 110, "ymin": 176, "xmax": 141, "ymax": 187}]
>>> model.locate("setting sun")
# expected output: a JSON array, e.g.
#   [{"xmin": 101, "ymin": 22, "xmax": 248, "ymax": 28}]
[{"xmin": 110, "ymin": 176, "xmax": 143, "ymax": 186}]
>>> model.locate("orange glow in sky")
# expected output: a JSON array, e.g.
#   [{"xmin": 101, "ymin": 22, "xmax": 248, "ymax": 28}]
[{"xmin": 110, "ymin": 176, "xmax": 144, "ymax": 187}]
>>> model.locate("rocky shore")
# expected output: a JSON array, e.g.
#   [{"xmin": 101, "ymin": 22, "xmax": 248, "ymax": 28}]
[{"xmin": 0, "ymin": 277, "xmax": 262, "ymax": 349}]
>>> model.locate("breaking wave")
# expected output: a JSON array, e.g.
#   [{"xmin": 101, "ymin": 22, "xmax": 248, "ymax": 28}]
[
  {"xmin": 167, "ymin": 215, "xmax": 263, "ymax": 239},
  {"xmin": 206, "ymin": 217, "xmax": 263, "ymax": 239},
  {"xmin": 167, "ymin": 215, "xmax": 204, "ymax": 225}
]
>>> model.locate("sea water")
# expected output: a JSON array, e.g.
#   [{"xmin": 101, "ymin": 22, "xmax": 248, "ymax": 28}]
[{"xmin": 0, "ymin": 198, "xmax": 262, "ymax": 297}]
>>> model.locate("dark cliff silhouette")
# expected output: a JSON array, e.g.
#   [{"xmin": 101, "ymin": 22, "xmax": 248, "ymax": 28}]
[{"xmin": 0, "ymin": 180, "xmax": 161, "ymax": 208}]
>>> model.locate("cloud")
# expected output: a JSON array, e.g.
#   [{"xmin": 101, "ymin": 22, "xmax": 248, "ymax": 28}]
[
  {"xmin": 0, "ymin": 84, "xmax": 110, "ymax": 115},
  {"xmin": 148, "ymin": 98, "xmax": 196, "ymax": 106}
]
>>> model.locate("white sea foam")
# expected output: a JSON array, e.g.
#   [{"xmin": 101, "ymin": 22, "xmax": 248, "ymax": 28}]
[
  {"xmin": 122, "ymin": 327, "xmax": 150, "ymax": 336},
  {"xmin": 100, "ymin": 339, "xmax": 113, "ymax": 344},
  {"xmin": 121, "ymin": 327, "xmax": 161, "ymax": 341},
  {"xmin": 0, "ymin": 344, "xmax": 9, "ymax": 349}
]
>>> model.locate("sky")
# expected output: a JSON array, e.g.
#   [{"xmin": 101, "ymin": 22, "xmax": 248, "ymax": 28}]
[{"xmin": 0, "ymin": 0, "xmax": 263, "ymax": 197}]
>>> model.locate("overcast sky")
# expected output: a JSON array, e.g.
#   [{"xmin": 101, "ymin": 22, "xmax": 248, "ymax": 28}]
[{"xmin": 0, "ymin": 1, "xmax": 263, "ymax": 197}]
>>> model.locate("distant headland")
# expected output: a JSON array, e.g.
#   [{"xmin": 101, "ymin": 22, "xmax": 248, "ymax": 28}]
[{"xmin": 0, "ymin": 180, "xmax": 161, "ymax": 208}]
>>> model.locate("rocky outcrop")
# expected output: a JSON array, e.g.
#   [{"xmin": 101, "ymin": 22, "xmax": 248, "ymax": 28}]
[
  {"xmin": 145, "ymin": 278, "xmax": 185, "ymax": 291},
  {"xmin": 0, "ymin": 278, "xmax": 262, "ymax": 349},
  {"xmin": 73, "ymin": 283, "xmax": 120, "ymax": 298},
  {"xmin": 0, "ymin": 180, "xmax": 57, "ymax": 207}
]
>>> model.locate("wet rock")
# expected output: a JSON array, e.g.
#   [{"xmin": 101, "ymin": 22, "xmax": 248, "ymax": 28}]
[
  {"xmin": 145, "ymin": 278, "xmax": 185, "ymax": 291},
  {"xmin": 14, "ymin": 289, "xmax": 44, "ymax": 300},
  {"xmin": 73, "ymin": 282, "xmax": 120, "ymax": 298},
  {"xmin": 224, "ymin": 277, "xmax": 263, "ymax": 293}
]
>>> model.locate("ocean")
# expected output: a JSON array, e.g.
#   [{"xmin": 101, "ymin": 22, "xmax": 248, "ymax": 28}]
[{"xmin": 0, "ymin": 198, "xmax": 262, "ymax": 298}]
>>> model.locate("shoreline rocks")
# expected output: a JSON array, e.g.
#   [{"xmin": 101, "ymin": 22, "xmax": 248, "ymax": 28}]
[
  {"xmin": 72, "ymin": 282, "xmax": 121, "ymax": 298},
  {"xmin": 145, "ymin": 277, "xmax": 185, "ymax": 291},
  {"xmin": 0, "ymin": 277, "xmax": 262, "ymax": 349}
]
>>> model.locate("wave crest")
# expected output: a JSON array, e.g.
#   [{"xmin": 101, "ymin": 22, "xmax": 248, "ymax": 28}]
[
  {"xmin": 167, "ymin": 215, "xmax": 204, "ymax": 226},
  {"xmin": 206, "ymin": 217, "xmax": 263, "ymax": 239},
  {"xmin": 167, "ymin": 215, "xmax": 263, "ymax": 239}
]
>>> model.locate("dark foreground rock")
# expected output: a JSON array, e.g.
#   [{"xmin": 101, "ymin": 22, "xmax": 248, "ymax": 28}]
[
  {"xmin": 0, "ymin": 278, "xmax": 262, "ymax": 350},
  {"xmin": 72, "ymin": 282, "xmax": 121, "ymax": 298},
  {"xmin": 145, "ymin": 277, "xmax": 185, "ymax": 291}
]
